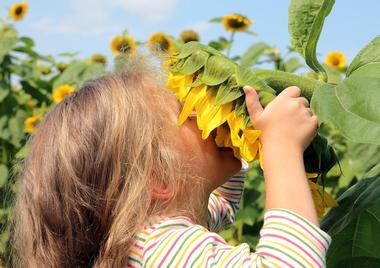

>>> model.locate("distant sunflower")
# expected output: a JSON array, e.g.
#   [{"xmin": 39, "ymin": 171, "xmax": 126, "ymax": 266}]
[
  {"xmin": 223, "ymin": 14, "xmax": 252, "ymax": 32},
  {"xmin": 52, "ymin": 84, "xmax": 75, "ymax": 104},
  {"xmin": 9, "ymin": 1, "xmax": 28, "ymax": 21},
  {"xmin": 27, "ymin": 99, "xmax": 37, "ymax": 109},
  {"xmin": 110, "ymin": 36, "xmax": 136, "ymax": 56},
  {"xmin": 90, "ymin": 53, "xmax": 107, "ymax": 65},
  {"xmin": 180, "ymin": 30, "xmax": 200, "ymax": 43},
  {"xmin": 148, "ymin": 32, "xmax": 175, "ymax": 55},
  {"xmin": 24, "ymin": 115, "xmax": 41, "ymax": 134},
  {"xmin": 325, "ymin": 51, "xmax": 346, "ymax": 69},
  {"xmin": 57, "ymin": 62, "xmax": 68, "ymax": 72}
]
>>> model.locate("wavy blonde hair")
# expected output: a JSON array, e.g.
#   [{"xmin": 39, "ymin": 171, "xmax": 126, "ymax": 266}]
[{"xmin": 11, "ymin": 56, "xmax": 209, "ymax": 267}]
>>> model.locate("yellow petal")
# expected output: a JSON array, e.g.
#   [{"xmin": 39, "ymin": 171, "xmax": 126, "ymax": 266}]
[
  {"xmin": 178, "ymin": 84, "xmax": 208, "ymax": 125},
  {"xmin": 202, "ymin": 102, "xmax": 233, "ymax": 139},
  {"xmin": 167, "ymin": 73, "xmax": 193, "ymax": 102},
  {"xmin": 306, "ymin": 172, "xmax": 319, "ymax": 179},
  {"xmin": 215, "ymin": 125, "xmax": 229, "ymax": 147}
]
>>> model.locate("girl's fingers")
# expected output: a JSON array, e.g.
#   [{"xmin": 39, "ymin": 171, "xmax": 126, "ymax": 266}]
[
  {"xmin": 278, "ymin": 86, "xmax": 301, "ymax": 98},
  {"xmin": 243, "ymin": 86, "xmax": 264, "ymax": 123},
  {"xmin": 297, "ymin": 97, "xmax": 309, "ymax": 108}
]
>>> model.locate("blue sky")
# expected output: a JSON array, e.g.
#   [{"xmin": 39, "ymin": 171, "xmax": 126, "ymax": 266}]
[{"xmin": 1, "ymin": 0, "xmax": 379, "ymax": 67}]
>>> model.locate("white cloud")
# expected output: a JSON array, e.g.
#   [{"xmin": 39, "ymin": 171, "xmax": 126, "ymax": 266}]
[
  {"xmin": 28, "ymin": 0, "xmax": 177, "ymax": 37},
  {"xmin": 109, "ymin": 0, "xmax": 177, "ymax": 21}
]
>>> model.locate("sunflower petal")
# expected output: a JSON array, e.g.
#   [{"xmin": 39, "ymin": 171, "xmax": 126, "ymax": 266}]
[{"xmin": 178, "ymin": 84, "xmax": 208, "ymax": 125}]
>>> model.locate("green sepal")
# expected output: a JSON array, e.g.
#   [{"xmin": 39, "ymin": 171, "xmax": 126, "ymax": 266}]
[
  {"xmin": 171, "ymin": 49, "xmax": 209, "ymax": 75},
  {"xmin": 215, "ymin": 76, "xmax": 243, "ymax": 106},
  {"xmin": 198, "ymin": 55, "xmax": 236, "ymax": 86}
]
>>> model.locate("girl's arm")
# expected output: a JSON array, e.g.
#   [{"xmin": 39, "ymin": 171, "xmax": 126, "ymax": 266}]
[{"xmin": 207, "ymin": 167, "xmax": 246, "ymax": 232}]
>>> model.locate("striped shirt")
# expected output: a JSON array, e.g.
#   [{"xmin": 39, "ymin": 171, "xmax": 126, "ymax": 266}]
[{"xmin": 127, "ymin": 169, "xmax": 331, "ymax": 267}]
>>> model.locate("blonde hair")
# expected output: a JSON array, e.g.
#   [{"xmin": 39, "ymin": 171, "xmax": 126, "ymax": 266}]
[{"xmin": 11, "ymin": 56, "xmax": 209, "ymax": 267}]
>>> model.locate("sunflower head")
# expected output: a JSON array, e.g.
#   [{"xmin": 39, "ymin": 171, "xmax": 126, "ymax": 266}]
[
  {"xmin": 325, "ymin": 51, "xmax": 346, "ymax": 69},
  {"xmin": 148, "ymin": 32, "xmax": 175, "ymax": 55},
  {"xmin": 27, "ymin": 99, "xmax": 37, "ymax": 109},
  {"xmin": 180, "ymin": 30, "xmax": 200, "ymax": 43},
  {"xmin": 24, "ymin": 115, "xmax": 42, "ymax": 134},
  {"xmin": 57, "ymin": 62, "xmax": 69, "ymax": 72},
  {"xmin": 9, "ymin": 1, "xmax": 28, "ymax": 21},
  {"xmin": 110, "ymin": 35, "xmax": 137, "ymax": 57},
  {"xmin": 52, "ymin": 84, "xmax": 76, "ymax": 104},
  {"xmin": 90, "ymin": 53, "xmax": 107, "ymax": 65},
  {"xmin": 222, "ymin": 14, "xmax": 252, "ymax": 32}
]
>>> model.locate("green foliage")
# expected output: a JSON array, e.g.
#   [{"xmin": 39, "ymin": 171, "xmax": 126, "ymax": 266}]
[
  {"xmin": 288, "ymin": 0, "xmax": 335, "ymax": 81},
  {"xmin": 321, "ymin": 175, "xmax": 380, "ymax": 267},
  {"xmin": 311, "ymin": 75, "xmax": 380, "ymax": 145},
  {"xmin": 346, "ymin": 36, "xmax": 380, "ymax": 76}
]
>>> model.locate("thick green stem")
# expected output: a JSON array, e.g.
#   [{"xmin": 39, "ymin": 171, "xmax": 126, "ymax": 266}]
[{"xmin": 251, "ymin": 69, "xmax": 325, "ymax": 100}]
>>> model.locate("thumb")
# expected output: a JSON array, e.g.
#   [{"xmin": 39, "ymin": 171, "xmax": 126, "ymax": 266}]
[{"xmin": 243, "ymin": 86, "xmax": 264, "ymax": 124}]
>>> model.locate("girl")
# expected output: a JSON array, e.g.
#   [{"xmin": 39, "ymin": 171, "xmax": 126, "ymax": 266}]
[{"xmin": 11, "ymin": 56, "xmax": 330, "ymax": 267}]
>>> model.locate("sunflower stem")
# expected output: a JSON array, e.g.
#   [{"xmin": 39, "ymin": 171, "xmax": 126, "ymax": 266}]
[
  {"xmin": 227, "ymin": 31, "xmax": 235, "ymax": 58},
  {"xmin": 251, "ymin": 69, "xmax": 325, "ymax": 100}
]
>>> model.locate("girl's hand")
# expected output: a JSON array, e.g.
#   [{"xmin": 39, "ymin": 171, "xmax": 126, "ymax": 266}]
[
  {"xmin": 243, "ymin": 85, "xmax": 319, "ymax": 153},
  {"xmin": 243, "ymin": 85, "xmax": 320, "ymax": 225}
]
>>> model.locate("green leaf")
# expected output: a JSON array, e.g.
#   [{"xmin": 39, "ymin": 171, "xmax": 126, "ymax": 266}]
[
  {"xmin": 215, "ymin": 76, "xmax": 243, "ymax": 105},
  {"xmin": 172, "ymin": 50, "xmax": 208, "ymax": 75},
  {"xmin": 0, "ymin": 164, "xmax": 8, "ymax": 188},
  {"xmin": 198, "ymin": 55, "xmax": 235, "ymax": 86},
  {"xmin": 0, "ymin": 27, "xmax": 18, "ymax": 63},
  {"xmin": 209, "ymin": 17, "xmax": 223, "ymax": 23},
  {"xmin": 321, "ymin": 175, "xmax": 380, "ymax": 235},
  {"xmin": 283, "ymin": 56, "xmax": 303, "ymax": 73},
  {"xmin": 323, "ymin": 195, "xmax": 380, "ymax": 267},
  {"xmin": 53, "ymin": 62, "xmax": 104, "ymax": 89},
  {"xmin": 235, "ymin": 207, "xmax": 256, "ymax": 226},
  {"xmin": 288, "ymin": 0, "xmax": 335, "ymax": 80},
  {"xmin": 0, "ymin": 89, "xmax": 9, "ymax": 103},
  {"xmin": 240, "ymin": 42, "xmax": 270, "ymax": 69},
  {"xmin": 19, "ymin": 36, "xmax": 35, "ymax": 47},
  {"xmin": 311, "ymin": 75, "xmax": 380, "ymax": 145},
  {"xmin": 346, "ymin": 36, "xmax": 380, "ymax": 76}
]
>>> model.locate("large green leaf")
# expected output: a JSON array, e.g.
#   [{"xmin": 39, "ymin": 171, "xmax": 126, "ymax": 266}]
[
  {"xmin": 324, "ymin": 197, "xmax": 380, "ymax": 267},
  {"xmin": 288, "ymin": 0, "xmax": 335, "ymax": 80},
  {"xmin": 346, "ymin": 36, "xmax": 380, "ymax": 76},
  {"xmin": 321, "ymin": 175, "xmax": 380, "ymax": 235},
  {"xmin": 0, "ymin": 27, "xmax": 18, "ymax": 63},
  {"xmin": 311, "ymin": 73, "xmax": 380, "ymax": 145},
  {"xmin": 240, "ymin": 42, "xmax": 269, "ymax": 69}
]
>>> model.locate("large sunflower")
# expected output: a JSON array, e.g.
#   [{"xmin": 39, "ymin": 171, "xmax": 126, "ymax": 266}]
[
  {"xmin": 180, "ymin": 30, "xmax": 200, "ymax": 43},
  {"xmin": 9, "ymin": 1, "xmax": 28, "ymax": 21},
  {"xmin": 24, "ymin": 115, "xmax": 42, "ymax": 134},
  {"xmin": 148, "ymin": 32, "xmax": 175, "ymax": 55},
  {"xmin": 52, "ymin": 84, "xmax": 75, "ymax": 104},
  {"xmin": 110, "ymin": 35, "xmax": 136, "ymax": 56},
  {"xmin": 325, "ymin": 51, "xmax": 346, "ymax": 69},
  {"xmin": 223, "ymin": 14, "xmax": 252, "ymax": 32}
]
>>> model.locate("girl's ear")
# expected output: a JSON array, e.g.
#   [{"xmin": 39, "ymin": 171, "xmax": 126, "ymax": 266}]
[
  {"xmin": 151, "ymin": 185, "xmax": 173, "ymax": 200},
  {"xmin": 150, "ymin": 168, "xmax": 173, "ymax": 200}
]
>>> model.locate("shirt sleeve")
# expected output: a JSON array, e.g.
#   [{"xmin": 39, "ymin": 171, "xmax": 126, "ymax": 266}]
[
  {"xmin": 207, "ymin": 168, "xmax": 246, "ymax": 232},
  {"xmin": 142, "ymin": 208, "xmax": 332, "ymax": 268}
]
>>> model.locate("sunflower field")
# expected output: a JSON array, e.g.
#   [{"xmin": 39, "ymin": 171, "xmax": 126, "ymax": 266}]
[{"xmin": 1, "ymin": 0, "xmax": 380, "ymax": 267}]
